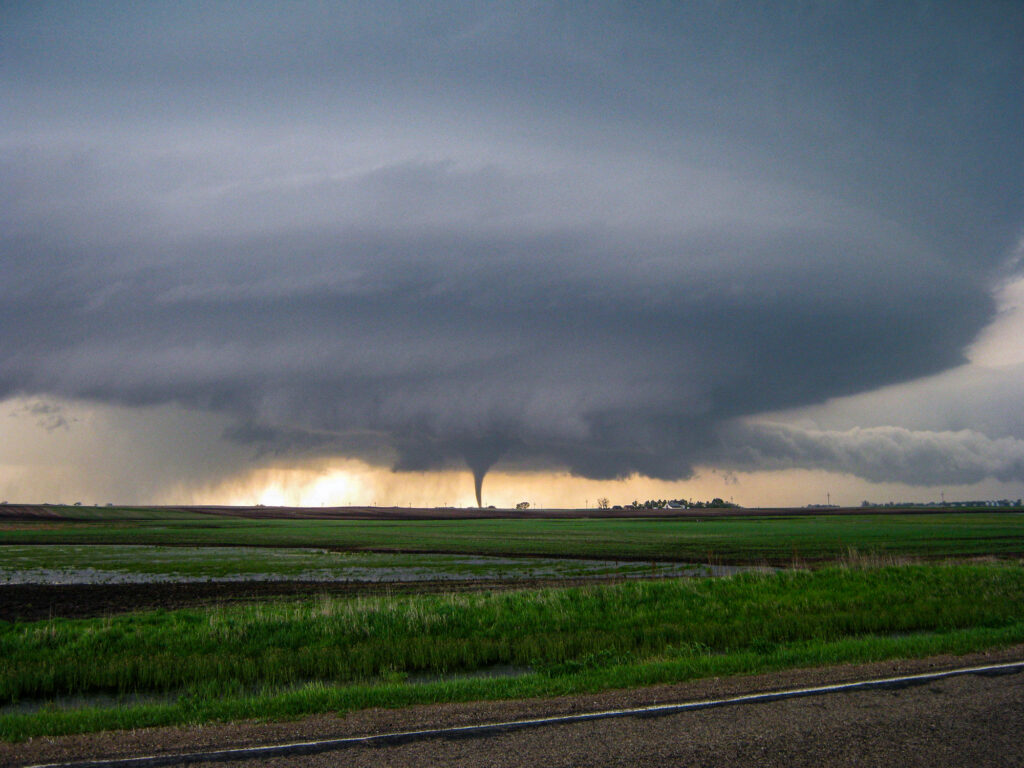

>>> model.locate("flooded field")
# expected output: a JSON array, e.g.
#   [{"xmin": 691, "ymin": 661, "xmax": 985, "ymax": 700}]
[{"xmin": 0, "ymin": 544, "xmax": 755, "ymax": 585}]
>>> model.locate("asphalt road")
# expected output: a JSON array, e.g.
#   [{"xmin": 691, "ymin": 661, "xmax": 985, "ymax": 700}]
[
  {"xmin": 9, "ymin": 655, "xmax": 1023, "ymax": 768},
  {"xmin": 203, "ymin": 666, "xmax": 1024, "ymax": 768}
]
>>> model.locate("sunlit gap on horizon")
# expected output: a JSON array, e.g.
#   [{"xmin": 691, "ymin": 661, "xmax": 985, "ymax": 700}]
[
  {"xmin": 199, "ymin": 461, "xmax": 746, "ymax": 509},
  {"xmin": 190, "ymin": 460, "xmax": 1024, "ymax": 511}
]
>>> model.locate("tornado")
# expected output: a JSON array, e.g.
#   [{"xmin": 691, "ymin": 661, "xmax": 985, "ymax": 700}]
[
  {"xmin": 472, "ymin": 464, "xmax": 487, "ymax": 508},
  {"xmin": 460, "ymin": 437, "xmax": 507, "ymax": 508}
]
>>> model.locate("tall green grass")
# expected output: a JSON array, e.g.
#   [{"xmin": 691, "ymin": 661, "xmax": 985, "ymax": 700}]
[{"xmin": 2, "ymin": 564, "xmax": 1023, "ymax": 740}]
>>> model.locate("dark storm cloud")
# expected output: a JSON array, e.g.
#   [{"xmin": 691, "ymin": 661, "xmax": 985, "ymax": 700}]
[{"xmin": 2, "ymin": 2, "xmax": 1023, "ymax": 487}]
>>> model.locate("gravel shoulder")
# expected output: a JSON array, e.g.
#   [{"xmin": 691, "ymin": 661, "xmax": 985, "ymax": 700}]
[{"xmin": 4, "ymin": 645, "xmax": 1023, "ymax": 768}]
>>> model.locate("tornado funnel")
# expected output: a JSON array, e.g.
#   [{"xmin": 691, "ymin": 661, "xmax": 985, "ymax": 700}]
[
  {"xmin": 460, "ymin": 438, "xmax": 507, "ymax": 508},
  {"xmin": 472, "ymin": 466, "xmax": 486, "ymax": 508}
]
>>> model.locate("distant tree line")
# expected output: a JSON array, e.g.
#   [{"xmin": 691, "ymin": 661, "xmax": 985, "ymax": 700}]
[{"xmin": 626, "ymin": 497, "xmax": 738, "ymax": 510}]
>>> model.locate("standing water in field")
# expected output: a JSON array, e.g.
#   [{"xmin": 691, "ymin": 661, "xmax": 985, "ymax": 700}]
[{"xmin": 0, "ymin": 546, "xmax": 767, "ymax": 585}]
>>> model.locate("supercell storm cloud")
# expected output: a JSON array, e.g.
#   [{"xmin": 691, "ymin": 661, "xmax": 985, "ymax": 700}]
[{"xmin": 2, "ymin": 2, "xmax": 1023, "ymax": 497}]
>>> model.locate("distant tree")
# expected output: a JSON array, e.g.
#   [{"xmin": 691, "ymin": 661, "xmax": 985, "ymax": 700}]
[
  {"xmin": 635, "ymin": 496, "xmax": 737, "ymax": 510},
  {"xmin": 597, "ymin": 497, "xmax": 610, "ymax": 509},
  {"xmin": 516, "ymin": 501, "xmax": 530, "ymax": 510}
]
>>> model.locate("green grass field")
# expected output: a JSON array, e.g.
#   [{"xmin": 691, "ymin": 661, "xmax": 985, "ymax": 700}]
[
  {"xmin": 2, "ymin": 563, "xmax": 1023, "ymax": 740},
  {"xmin": 4, "ymin": 507, "xmax": 1024, "ymax": 563},
  {"xmin": 2, "ymin": 507, "xmax": 1023, "ymax": 741}
]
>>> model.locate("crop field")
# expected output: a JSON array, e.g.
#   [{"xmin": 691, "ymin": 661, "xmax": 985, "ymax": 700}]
[
  {"xmin": 1, "ymin": 505, "xmax": 1023, "ymax": 741},
  {"xmin": 3, "ymin": 505, "xmax": 1024, "ymax": 562}
]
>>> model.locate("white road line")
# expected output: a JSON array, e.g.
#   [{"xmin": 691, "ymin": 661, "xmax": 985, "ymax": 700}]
[{"xmin": 24, "ymin": 660, "xmax": 1024, "ymax": 768}]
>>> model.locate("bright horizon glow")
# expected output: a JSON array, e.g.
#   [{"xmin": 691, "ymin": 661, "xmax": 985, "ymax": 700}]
[{"xmin": 184, "ymin": 461, "xmax": 1022, "ymax": 511}]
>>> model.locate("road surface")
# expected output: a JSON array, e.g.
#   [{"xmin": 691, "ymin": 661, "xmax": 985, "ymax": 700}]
[{"xmin": 200, "ymin": 664, "xmax": 1024, "ymax": 767}]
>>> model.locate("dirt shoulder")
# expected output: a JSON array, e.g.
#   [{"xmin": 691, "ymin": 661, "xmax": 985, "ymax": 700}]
[{"xmin": 4, "ymin": 645, "xmax": 1022, "ymax": 768}]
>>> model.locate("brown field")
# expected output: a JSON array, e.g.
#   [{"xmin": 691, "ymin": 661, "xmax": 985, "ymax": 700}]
[{"xmin": 0, "ymin": 575, "xmax": 676, "ymax": 623}]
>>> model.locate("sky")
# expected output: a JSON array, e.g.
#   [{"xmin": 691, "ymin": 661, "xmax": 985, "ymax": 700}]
[{"xmin": 2, "ymin": 1, "xmax": 1023, "ymax": 508}]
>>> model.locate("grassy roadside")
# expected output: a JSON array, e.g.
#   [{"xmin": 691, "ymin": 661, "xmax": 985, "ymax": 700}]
[{"xmin": 2, "ymin": 563, "xmax": 1023, "ymax": 741}]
